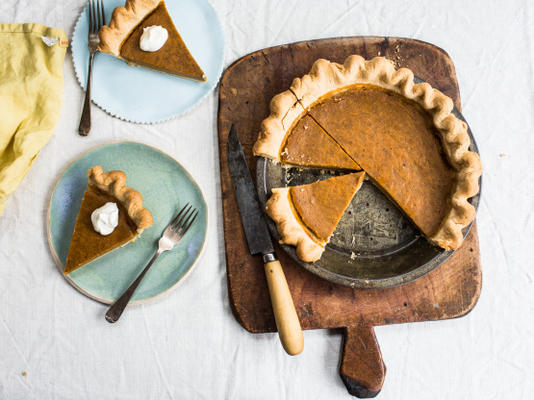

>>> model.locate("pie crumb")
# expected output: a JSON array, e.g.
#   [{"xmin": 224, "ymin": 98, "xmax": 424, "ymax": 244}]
[
  {"xmin": 22, "ymin": 371, "xmax": 27, "ymax": 377},
  {"xmin": 499, "ymin": 153, "xmax": 507, "ymax": 157}
]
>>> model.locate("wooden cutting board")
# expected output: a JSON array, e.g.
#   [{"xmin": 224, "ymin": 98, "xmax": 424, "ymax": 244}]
[{"xmin": 217, "ymin": 37, "xmax": 482, "ymax": 398}]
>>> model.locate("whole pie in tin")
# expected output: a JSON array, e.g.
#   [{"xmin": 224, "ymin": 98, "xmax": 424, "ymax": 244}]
[{"xmin": 254, "ymin": 56, "xmax": 481, "ymax": 261}]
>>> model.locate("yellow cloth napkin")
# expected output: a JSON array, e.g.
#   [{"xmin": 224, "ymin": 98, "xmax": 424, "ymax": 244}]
[{"xmin": 0, "ymin": 23, "xmax": 68, "ymax": 215}]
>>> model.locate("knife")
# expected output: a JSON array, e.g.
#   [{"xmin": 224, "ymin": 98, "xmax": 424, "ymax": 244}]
[{"xmin": 227, "ymin": 124, "xmax": 304, "ymax": 356}]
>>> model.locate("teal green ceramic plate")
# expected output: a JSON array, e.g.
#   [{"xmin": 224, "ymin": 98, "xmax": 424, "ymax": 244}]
[{"xmin": 47, "ymin": 142, "xmax": 207, "ymax": 304}]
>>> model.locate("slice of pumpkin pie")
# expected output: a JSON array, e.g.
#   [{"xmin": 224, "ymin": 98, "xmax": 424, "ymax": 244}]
[
  {"xmin": 98, "ymin": 0, "xmax": 206, "ymax": 81},
  {"xmin": 64, "ymin": 166, "xmax": 153, "ymax": 274},
  {"xmin": 266, "ymin": 172, "xmax": 365, "ymax": 263}
]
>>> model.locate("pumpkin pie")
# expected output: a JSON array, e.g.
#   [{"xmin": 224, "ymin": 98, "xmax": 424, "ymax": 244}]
[
  {"xmin": 266, "ymin": 172, "xmax": 365, "ymax": 262},
  {"xmin": 256, "ymin": 56, "xmax": 481, "ymax": 257},
  {"xmin": 64, "ymin": 166, "xmax": 153, "ymax": 274},
  {"xmin": 98, "ymin": 0, "xmax": 206, "ymax": 82}
]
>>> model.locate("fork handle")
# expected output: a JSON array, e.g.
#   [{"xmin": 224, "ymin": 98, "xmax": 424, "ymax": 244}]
[
  {"xmin": 264, "ymin": 258, "xmax": 304, "ymax": 355},
  {"xmin": 78, "ymin": 50, "xmax": 96, "ymax": 136},
  {"xmin": 105, "ymin": 250, "xmax": 162, "ymax": 323}
]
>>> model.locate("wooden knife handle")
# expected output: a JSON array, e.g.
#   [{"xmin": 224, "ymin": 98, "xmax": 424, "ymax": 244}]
[{"xmin": 263, "ymin": 260, "xmax": 304, "ymax": 355}]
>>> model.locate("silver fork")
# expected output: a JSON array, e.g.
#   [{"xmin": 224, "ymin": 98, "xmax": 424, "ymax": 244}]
[
  {"xmin": 105, "ymin": 203, "xmax": 199, "ymax": 323},
  {"xmin": 78, "ymin": 0, "xmax": 105, "ymax": 136}
]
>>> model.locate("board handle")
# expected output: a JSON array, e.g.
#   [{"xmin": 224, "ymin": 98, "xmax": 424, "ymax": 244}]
[
  {"xmin": 264, "ymin": 259, "xmax": 304, "ymax": 355},
  {"xmin": 340, "ymin": 322, "xmax": 386, "ymax": 398}
]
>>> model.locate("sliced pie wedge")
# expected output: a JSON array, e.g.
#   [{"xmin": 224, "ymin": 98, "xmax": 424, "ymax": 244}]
[
  {"xmin": 266, "ymin": 172, "xmax": 365, "ymax": 263},
  {"xmin": 254, "ymin": 90, "xmax": 361, "ymax": 170},
  {"xmin": 98, "ymin": 0, "xmax": 206, "ymax": 82},
  {"xmin": 64, "ymin": 166, "xmax": 153, "ymax": 274},
  {"xmin": 281, "ymin": 114, "xmax": 360, "ymax": 169}
]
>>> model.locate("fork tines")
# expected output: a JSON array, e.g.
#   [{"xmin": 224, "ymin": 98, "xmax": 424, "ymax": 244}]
[
  {"xmin": 89, "ymin": 0, "xmax": 106, "ymax": 34},
  {"xmin": 170, "ymin": 203, "xmax": 199, "ymax": 235}
]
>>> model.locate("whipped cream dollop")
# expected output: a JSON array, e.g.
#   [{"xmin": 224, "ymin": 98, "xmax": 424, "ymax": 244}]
[
  {"xmin": 139, "ymin": 25, "xmax": 168, "ymax": 52},
  {"xmin": 91, "ymin": 202, "xmax": 119, "ymax": 236}
]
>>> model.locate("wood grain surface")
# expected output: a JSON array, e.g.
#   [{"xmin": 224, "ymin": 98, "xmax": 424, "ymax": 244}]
[{"xmin": 217, "ymin": 36, "xmax": 482, "ymax": 398}]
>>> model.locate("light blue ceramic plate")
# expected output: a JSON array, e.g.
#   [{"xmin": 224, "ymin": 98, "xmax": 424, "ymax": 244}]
[
  {"xmin": 47, "ymin": 142, "xmax": 208, "ymax": 304},
  {"xmin": 71, "ymin": 0, "xmax": 225, "ymax": 123}
]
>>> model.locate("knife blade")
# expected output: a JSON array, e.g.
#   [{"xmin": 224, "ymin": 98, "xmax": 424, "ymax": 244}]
[
  {"xmin": 226, "ymin": 124, "xmax": 303, "ymax": 356},
  {"xmin": 227, "ymin": 125, "xmax": 274, "ymax": 256}
]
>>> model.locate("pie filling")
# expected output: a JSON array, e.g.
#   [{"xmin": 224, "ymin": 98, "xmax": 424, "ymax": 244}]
[
  {"xmin": 287, "ymin": 172, "xmax": 366, "ymax": 246},
  {"xmin": 118, "ymin": 2, "xmax": 206, "ymax": 81},
  {"xmin": 64, "ymin": 187, "xmax": 138, "ymax": 274},
  {"xmin": 283, "ymin": 84, "xmax": 456, "ymax": 238},
  {"xmin": 280, "ymin": 114, "xmax": 361, "ymax": 170},
  {"xmin": 287, "ymin": 199, "xmax": 325, "ymax": 247}
]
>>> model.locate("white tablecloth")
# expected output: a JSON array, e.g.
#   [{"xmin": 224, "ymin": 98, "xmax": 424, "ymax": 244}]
[{"xmin": 1, "ymin": 0, "xmax": 533, "ymax": 399}]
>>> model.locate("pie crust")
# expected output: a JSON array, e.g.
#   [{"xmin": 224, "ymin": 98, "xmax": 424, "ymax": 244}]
[
  {"xmin": 98, "ymin": 0, "xmax": 160, "ymax": 57},
  {"xmin": 88, "ymin": 166, "xmax": 153, "ymax": 233},
  {"xmin": 253, "ymin": 90, "xmax": 306, "ymax": 160},
  {"xmin": 256, "ymin": 55, "xmax": 482, "ymax": 251},
  {"xmin": 266, "ymin": 187, "xmax": 325, "ymax": 263}
]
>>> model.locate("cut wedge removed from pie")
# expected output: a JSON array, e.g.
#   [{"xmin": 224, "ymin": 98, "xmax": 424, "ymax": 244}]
[
  {"xmin": 255, "ymin": 56, "xmax": 482, "ymax": 261},
  {"xmin": 64, "ymin": 166, "xmax": 153, "ymax": 274},
  {"xmin": 98, "ymin": 0, "xmax": 206, "ymax": 82},
  {"xmin": 266, "ymin": 172, "xmax": 365, "ymax": 263}
]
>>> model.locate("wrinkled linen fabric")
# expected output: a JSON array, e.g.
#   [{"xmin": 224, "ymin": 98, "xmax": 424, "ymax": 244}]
[
  {"xmin": 0, "ymin": 1, "xmax": 534, "ymax": 399},
  {"xmin": 0, "ymin": 23, "xmax": 67, "ymax": 214}
]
